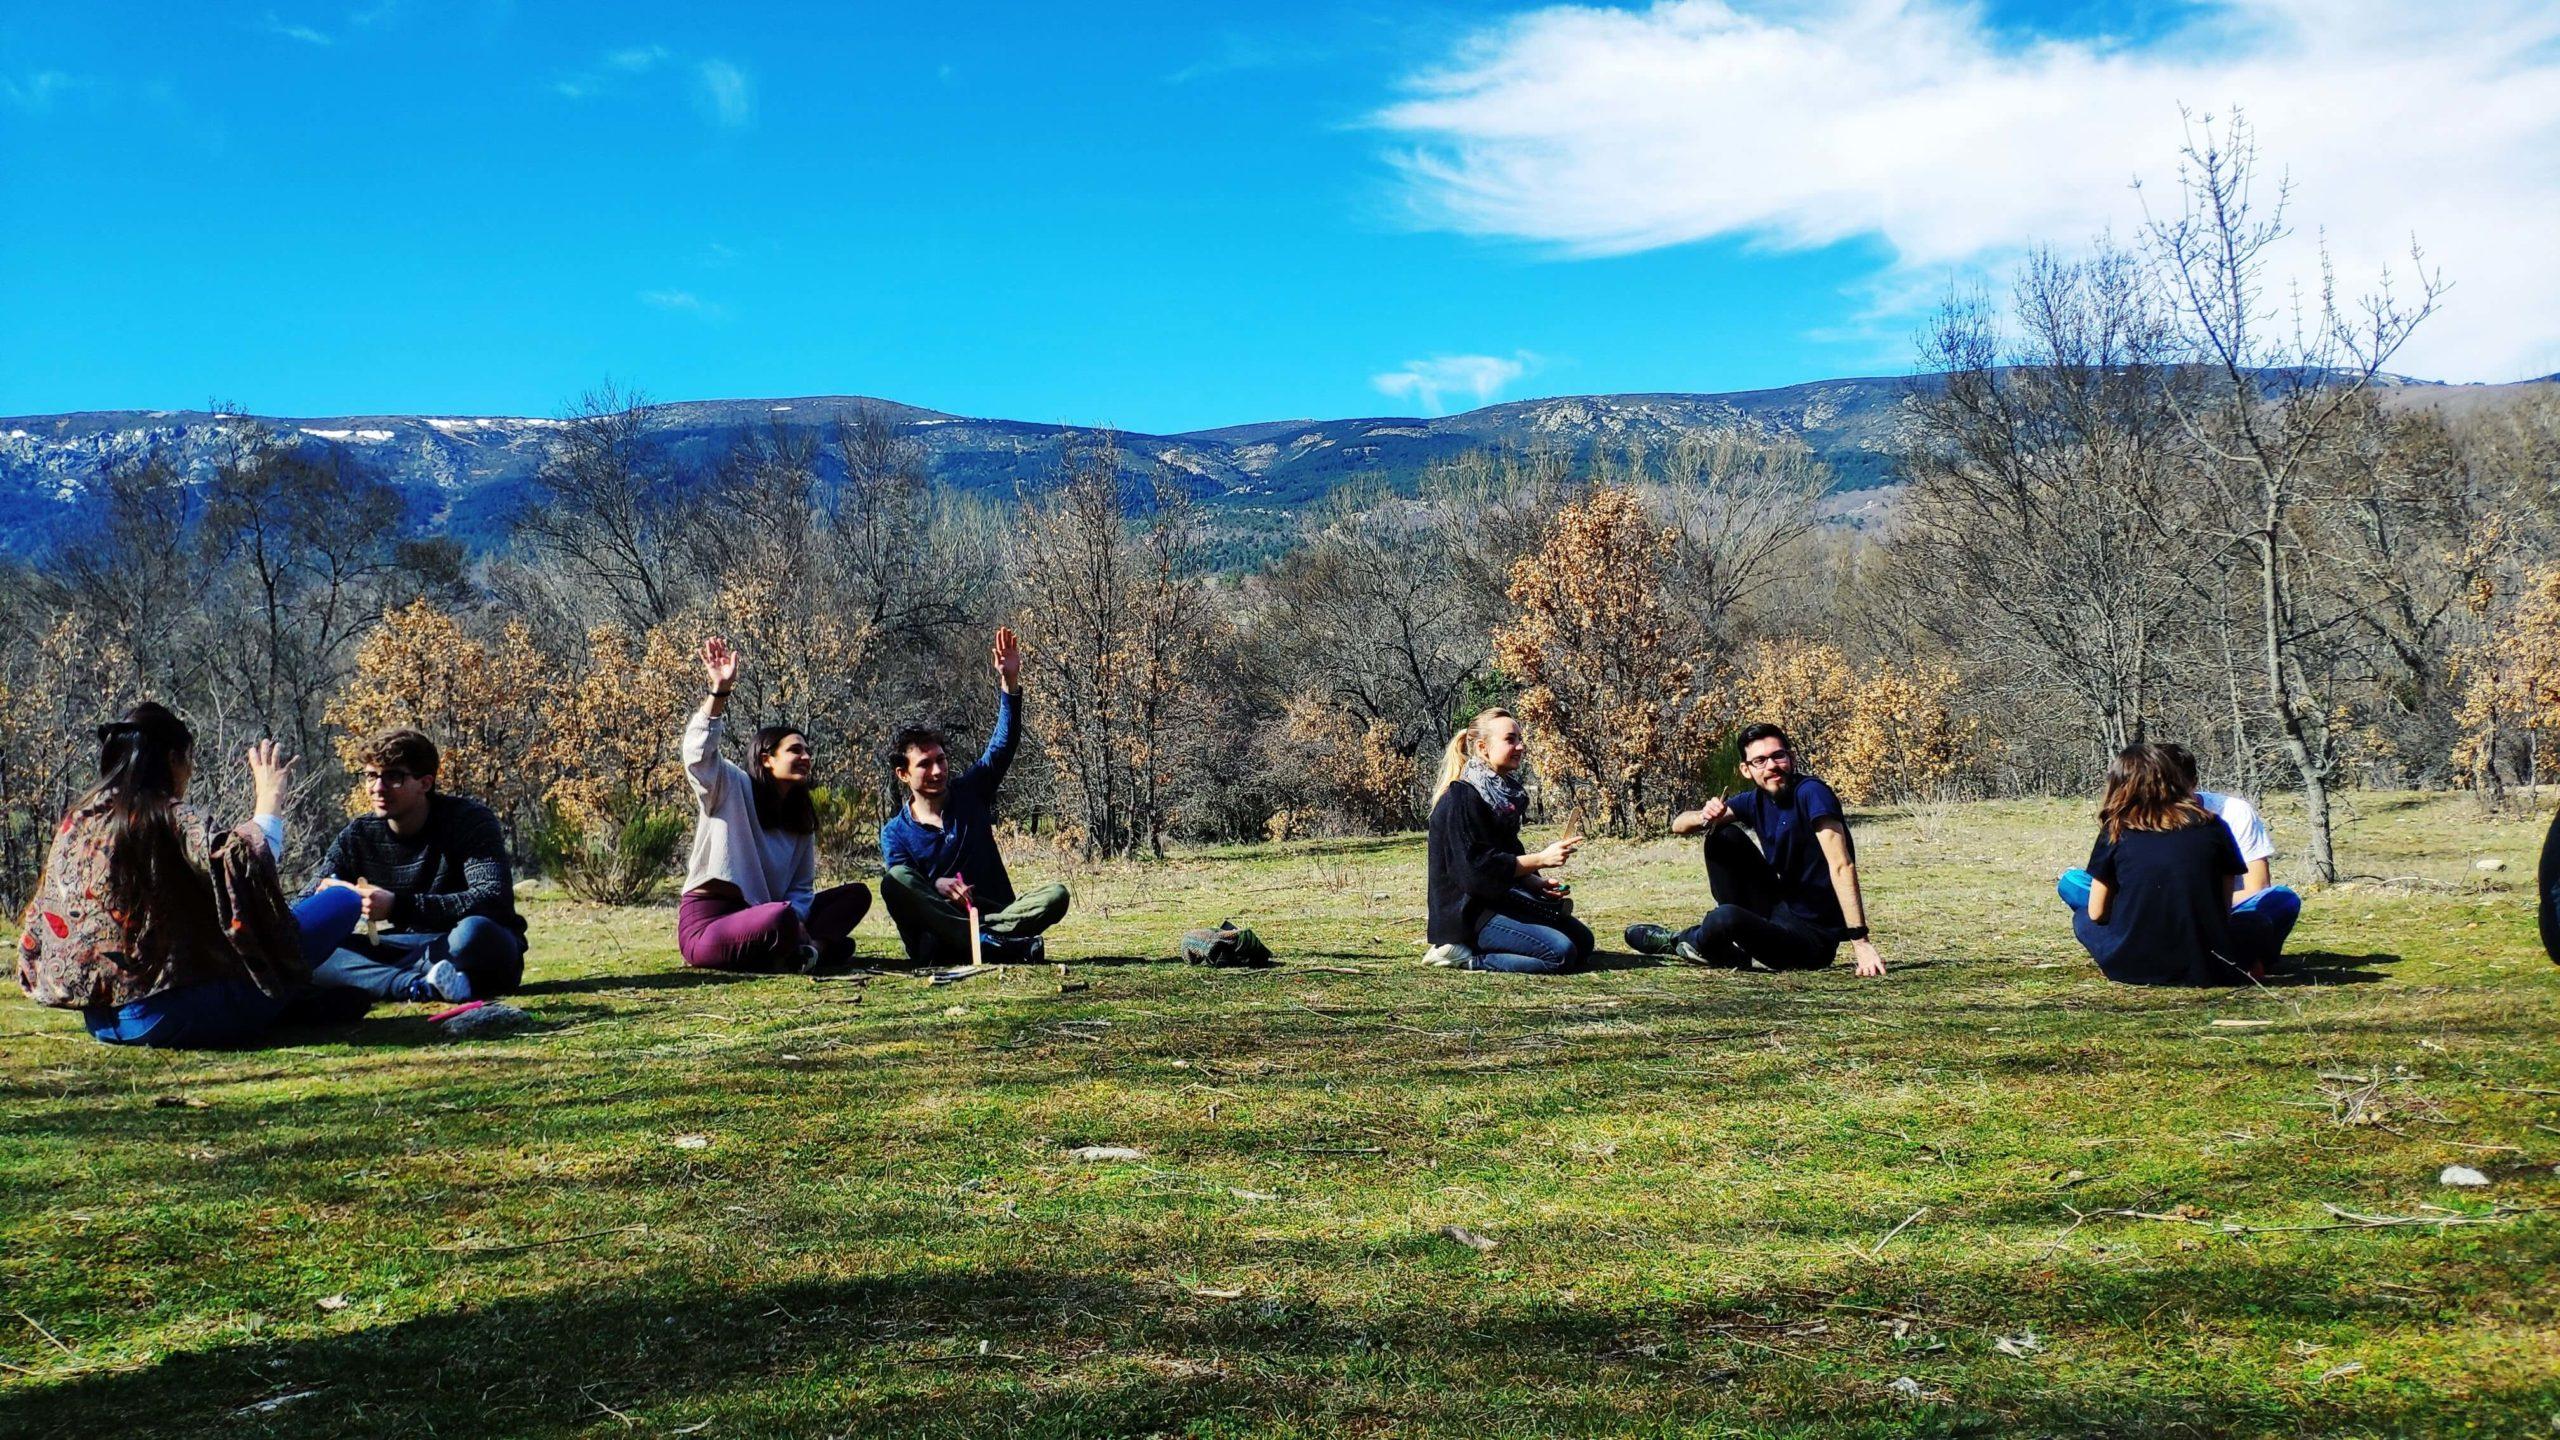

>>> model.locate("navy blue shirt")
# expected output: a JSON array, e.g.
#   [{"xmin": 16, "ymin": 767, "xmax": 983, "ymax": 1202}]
[
  {"xmin": 880, "ymin": 689, "xmax": 1021, "ymax": 910},
  {"xmin": 2084, "ymin": 814, "xmax": 2248, "ymax": 986},
  {"xmin": 1725, "ymin": 775, "xmax": 1850, "ymax": 933}
]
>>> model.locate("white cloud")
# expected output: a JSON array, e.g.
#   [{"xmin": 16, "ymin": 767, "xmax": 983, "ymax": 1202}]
[
  {"xmin": 1372, "ymin": 352, "xmax": 1536, "ymax": 414},
  {"xmin": 262, "ymin": 12, "xmax": 334, "ymax": 44},
  {"xmin": 606, "ymin": 44, "xmax": 669, "ymax": 73},
  {"xmin": 1375, "ymin": 0, "xmax": 2560, "ymax": 383},
  {"xmin": 555, "ymin": 47, "xmax": 747, "ymax": 131},
  {"xmin": 1, "ymin": 71, "xmax": 85, "ymax": 112},
  {"xmin": 640, "ymin": 289, "xmax": 727, "ymax": 320},
  {"xmin": 695, "ymin": 58, "xmax": 752, "ymax": 128}
]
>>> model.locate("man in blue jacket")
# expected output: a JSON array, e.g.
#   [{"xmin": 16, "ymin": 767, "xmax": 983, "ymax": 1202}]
[{"xmin": 878, "ymin": 626, "xmax": 1072, "ymax": 966}]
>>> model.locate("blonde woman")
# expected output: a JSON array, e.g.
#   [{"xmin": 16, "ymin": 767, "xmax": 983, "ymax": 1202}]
[{"xmin": 1422, "ymin": 708, "xmax": 1590, "ymax": 973}]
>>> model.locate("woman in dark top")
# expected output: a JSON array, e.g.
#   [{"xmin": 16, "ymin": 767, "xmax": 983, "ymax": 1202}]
[
  {"xmin": 1423, "ymin": 707, "xmax": 1592, "ymax": 974},
  {"xmin": 2056, "ymin": 743, "xmax": 2253, "ymax": 986}
]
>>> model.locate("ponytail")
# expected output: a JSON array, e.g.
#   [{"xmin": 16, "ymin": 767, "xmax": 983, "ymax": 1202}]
[
  {"xmin": 1433, "ymin": 707, "xmax": 1514, "ymax": 799},
  {"xmin": 85, "ymin": 701, "xmax": 218, "ymax": 944}
]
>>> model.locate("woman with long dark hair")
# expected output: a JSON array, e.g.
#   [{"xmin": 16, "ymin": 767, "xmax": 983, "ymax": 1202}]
[
  {"xmin": 2056, "ymin": 743, "xmax": 2254, "ymax": 986},
  {"xmin": 16, "ymin": 702, "xmax": 368, "ymax": 1046},
  {"xmin": 1421, "ymin": 707, "xmax": 1592, "ymax": 973},
  {"xmin": 676, "ymin": 637, "xmax": 871, "ymax": 971}
]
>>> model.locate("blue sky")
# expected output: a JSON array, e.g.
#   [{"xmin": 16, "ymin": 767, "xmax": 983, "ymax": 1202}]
[{"xmin": 4, "ymin": 2, "xmax": 2551, "ymax": 431}]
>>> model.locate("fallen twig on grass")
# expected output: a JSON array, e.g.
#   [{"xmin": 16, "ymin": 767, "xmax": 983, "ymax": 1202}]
[
  {"xmin": 11, "ymin": 1308, "xmax": 75, "ymax": 1357},
  {"xmin": 430, "ymin": 1224, "xmax": 649, "ymax": 1257},
  {"xmin": 2086, "ymin": 1202, "xmax": 2544, "ymax": 1237},
  {"xmin": 1865, "ymin": 1207, "xmax": 1928, "ymax": 1260}
]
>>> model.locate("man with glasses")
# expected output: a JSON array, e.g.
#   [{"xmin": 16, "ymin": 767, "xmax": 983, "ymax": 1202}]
[
  {"xmin": 308, "ymin": 728, "xmax": 528, "ymax": 1003},
  {"xmin": 1625, "ymin": 723, "xmax": 1887, "ymax": 977}
]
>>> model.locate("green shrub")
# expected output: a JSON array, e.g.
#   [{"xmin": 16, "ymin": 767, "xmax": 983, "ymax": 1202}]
[
  {"xmin": 533, "ymin": 797, "xmax": 688, "ymax": 905},
  {"xmin": 809, "ymin": 783, "xmax": 883, "ymax": 878}
]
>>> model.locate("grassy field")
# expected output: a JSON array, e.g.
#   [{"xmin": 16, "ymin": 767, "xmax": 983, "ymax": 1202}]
[{"xmin": 2, "ymin": 793, "xmax": 2556, "ymax": 1438}]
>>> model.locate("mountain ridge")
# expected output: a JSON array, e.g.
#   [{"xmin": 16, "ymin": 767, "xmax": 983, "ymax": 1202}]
[{"xmin": 6, "ymin": 370, "xmax": 2536, "ymax": 555}]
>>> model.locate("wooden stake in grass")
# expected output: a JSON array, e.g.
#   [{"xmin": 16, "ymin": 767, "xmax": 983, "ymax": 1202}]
[{"xmin": 968, "ymin": 902, "xmax": 983, "ymax": 969}]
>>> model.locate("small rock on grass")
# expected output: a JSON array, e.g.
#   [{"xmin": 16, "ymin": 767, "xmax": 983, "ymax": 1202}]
[
  {"xmin": 2439, "ymin": 1164, "xmax": 2490, "ymax": 1187},
  {"xmin": 671, "ymin": 1134, "xmax": 712, "ymax": 1150},
  {"xmin": 1437, "ymin": 1224, "xmax": 1499, "ymax": 1252},
  {"xmin": 1068, "ymin": 1145, "xmax": 1145, "ymax": 1162}
]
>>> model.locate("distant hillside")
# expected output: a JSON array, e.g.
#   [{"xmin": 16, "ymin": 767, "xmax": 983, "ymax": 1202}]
[{"xmin": 2, "ymin": 371, "xmax": 2519, "ymax": 556}]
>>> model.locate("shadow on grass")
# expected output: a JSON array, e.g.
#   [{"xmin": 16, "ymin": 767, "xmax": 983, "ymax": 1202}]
[
  {"xmin": 3, "ymin": 1247, "xmax": 2540, "ymax": 1440},
  {"xmin": 513, "ymin": 969, "xmax": 761, "ymax": 997}
]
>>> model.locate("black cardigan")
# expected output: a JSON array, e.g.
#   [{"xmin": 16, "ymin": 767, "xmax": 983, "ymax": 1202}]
[
  {"xmin": 2540, "ymin": 805, "xmax": 2558, "ymax": 965},
  {"xmin": 1427, "ymin": 783, "xmax": 1524, "ymax": 946}
]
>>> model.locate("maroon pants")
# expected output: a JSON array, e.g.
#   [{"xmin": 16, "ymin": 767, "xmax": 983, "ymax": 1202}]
[{"xmin": 677, "ymin": 883, "xmax": 871, "ymax": 970}]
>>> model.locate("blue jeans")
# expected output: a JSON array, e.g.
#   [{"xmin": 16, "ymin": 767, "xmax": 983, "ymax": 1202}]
[
  {"xmin": 2057, "ymin": 868, "xmax": 2300, "ymax": 972},
  {"xmin": 311, "ymin": 914, "xmax": 528, "ymax": 1000},
  {"xmin": 1470, "ymin": 898, "xmax": 1597, "ymax": 974},
  {"xmin": 85, "ymin": 887, "xmax": 364, "ymax": 1048}
]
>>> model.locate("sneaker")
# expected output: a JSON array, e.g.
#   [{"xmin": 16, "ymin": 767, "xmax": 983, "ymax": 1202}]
[
  {"xmin": 1016, "ymin": 935, "xmax": 1046, "ymax": 966},
  {"xmin": 1422, "ymin": 943, "xmax": 1476, "ymax": 969},
  {"xmin": 1623, "ymin": 923, "xmax": 1681, "ymax": 956},
  {"xmin": 1672, "ymin": 938, "xmax": 1715, "ymax": 967},
  {"xmin": 791, "ymin": 941, "xmax": 826, "ymax": 975},
  {"xmin": 423, "ymin": 958, "xmax": 473, "ymax": 1002}
]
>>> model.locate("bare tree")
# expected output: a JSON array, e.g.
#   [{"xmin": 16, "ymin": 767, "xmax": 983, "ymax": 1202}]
[
  {"xmin": 514, "ymin": 383, "xmax": 693, "ymax": 630},
  {"xmin": 1890, "ymin": 243, "xmax": 2207, "ymax": 755},
  {"xmin": 2142, "ymin": 110, "xmax": 2445, "ymax": 880},
  {"xmin": 1645, "ymin": 432, "xmax": 1829, "ymax": 637}
]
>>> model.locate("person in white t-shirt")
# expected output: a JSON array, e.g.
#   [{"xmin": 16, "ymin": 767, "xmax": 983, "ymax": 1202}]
[{"xmin": 2160, "ymin": 744, "xmax": 2298, "ymax": 968}]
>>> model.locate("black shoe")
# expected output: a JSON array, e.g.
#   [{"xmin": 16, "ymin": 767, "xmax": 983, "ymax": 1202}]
[
  {"xmin": 984, "ymin": 934, "xmax": 1045, "ymax": 965},
  {"xmin": 1623, "ymin": 923, "xmax": 1680, "ymax": 956}
]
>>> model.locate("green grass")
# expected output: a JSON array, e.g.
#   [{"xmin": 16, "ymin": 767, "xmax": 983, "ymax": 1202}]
[{"xmin": 3, "ymin": 794, "xmax": 2556, "ymax": 1438}]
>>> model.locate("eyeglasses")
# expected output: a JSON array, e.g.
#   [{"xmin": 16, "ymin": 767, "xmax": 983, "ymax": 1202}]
[
  {"xmin": 1742, "ymin": 749, "xmax": 1793, "ymax": 768},
  {"xmin": 362, "ymin": 769, "xmax": 417, "ymax": 787}
]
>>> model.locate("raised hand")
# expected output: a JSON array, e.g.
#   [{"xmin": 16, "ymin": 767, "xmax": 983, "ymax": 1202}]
[
  {"xmin": 991, "ymin": 626, "xmax": 1022, "ymax": 694},
  {"xmin": 701, "ymin": 636, "xmax": 741, "ymax": 692},
  {"xmin": 245, "ymin": 738, "xmax": 294, "ymax": 815}
]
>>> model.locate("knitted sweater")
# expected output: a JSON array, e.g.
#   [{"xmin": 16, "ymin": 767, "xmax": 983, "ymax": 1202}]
[{"xmin": 681, "ymin": 710, "xmax": 816, "ymax": 914}]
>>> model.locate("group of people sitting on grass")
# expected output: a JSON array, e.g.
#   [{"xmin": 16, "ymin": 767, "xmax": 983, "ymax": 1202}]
[
  {"xmin": 15, "ymin": 626, "xmax": 1067, "ymax": 1049},
  {"xmin": 675, "ymin": 626, "xmax": 1067, "ymax": 976},
  {"xmin": 1424, "ymin": 708, "xmax": 2310, "ymax": 986},
  {"xmin": 15, "ymin": 707, "xmax": 527, "ymax": 1049},
  {"xmin": 16, "ymin": 620, "xmax": 2555, "ymax": 1050}
]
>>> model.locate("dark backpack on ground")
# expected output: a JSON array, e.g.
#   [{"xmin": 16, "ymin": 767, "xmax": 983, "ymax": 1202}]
[{"xmin": 1181, "ymin": 920, "xmax": 1272, "ymax": 967}]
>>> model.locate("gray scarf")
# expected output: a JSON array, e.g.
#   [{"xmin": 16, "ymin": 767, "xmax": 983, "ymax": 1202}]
[{"xmin": 1461, "ymin": 757, "xmax": 1527, "ymax": 825}]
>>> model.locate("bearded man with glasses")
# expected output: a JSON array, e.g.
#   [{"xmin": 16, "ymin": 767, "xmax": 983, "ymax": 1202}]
[
  {"xmin": 306, "ymin": 728, "xmax": 529, "ymax": 1003},
  {"xmin": 1625, "ymin": 722, "xmax": 1887, "ymax": 978}
]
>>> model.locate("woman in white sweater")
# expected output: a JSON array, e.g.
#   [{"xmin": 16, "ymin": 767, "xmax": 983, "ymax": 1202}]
[{"xmin": 676, "ymin": 637, "xmax": 870, "ymax": 971}]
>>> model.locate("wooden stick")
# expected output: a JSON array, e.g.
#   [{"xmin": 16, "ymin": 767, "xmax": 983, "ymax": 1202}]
[{"xmin": 968, "ymin": 902, "xmax": 983, "ymax": 969}]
